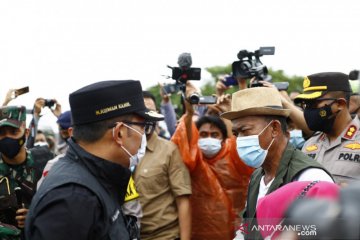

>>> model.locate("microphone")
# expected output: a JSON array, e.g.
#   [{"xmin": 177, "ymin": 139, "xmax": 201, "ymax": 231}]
[
  {"xmin": 177, "ymin": 53, "xmax": 192, "ymax": 69},
  {"xmin": 349, "ymin": 70, "xmax": 359, "ymax": 80}
]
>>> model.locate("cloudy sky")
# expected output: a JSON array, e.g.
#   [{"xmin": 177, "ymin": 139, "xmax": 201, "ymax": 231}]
[{"xmin": 1, "ymin": 0, "xmax": 359, "ymax": 129}]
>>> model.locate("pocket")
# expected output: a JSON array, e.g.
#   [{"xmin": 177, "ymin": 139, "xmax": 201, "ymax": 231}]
[
  {"xmin": 136, "ymin": 167, "xmax": 168, "ymax": 194},
  {"xmin": 333, "ymin": 151, "xmax": 360, "ymax": 179}
]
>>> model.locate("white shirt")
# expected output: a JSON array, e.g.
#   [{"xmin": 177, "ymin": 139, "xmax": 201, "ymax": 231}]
[{"xmin": 256, "ymin": 167, "xmax": 334, "ymax": 204}]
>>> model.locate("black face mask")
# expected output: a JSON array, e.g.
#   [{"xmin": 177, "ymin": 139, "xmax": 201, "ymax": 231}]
[
  {"xmin": 304, "ymin": 101, "xmax": 338, "ymax": 133},
  {"xmin": 0, "ymin": 133, "xmax": 26, "ymax": 159}
]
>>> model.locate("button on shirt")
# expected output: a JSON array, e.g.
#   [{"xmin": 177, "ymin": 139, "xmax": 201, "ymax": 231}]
[{"xmin": 134, "ymin": 132, "xmax": 191, "ymax": 240}]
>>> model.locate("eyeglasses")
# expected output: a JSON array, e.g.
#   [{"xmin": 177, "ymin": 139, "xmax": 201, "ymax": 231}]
[
  {"xmin": 124, "ymin": 121, "xmax": 156, "ymax": 135},
  {"xmin": 109, "ymin": 121, "xmax": 156, "ymax": 135},
  {"xmin": 300, "ymin": 98, "xmax": 338, "ymax": 109}
]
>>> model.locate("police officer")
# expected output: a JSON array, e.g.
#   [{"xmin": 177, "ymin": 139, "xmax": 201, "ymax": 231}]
[
  {"xmin": 25, "ymin": 80, "xmax": 162, "ymax": 240},
  {"xmin": 294, "ymin": 72, "xmax": 360, "ymax": 184},
  {"xmin": 0, "ymin": 106, "xmax": 54, "ymax": 233}
]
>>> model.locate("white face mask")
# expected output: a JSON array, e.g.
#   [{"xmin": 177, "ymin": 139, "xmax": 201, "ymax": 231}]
[
  {"xmin": 198, "ymin": 137, "xmax": 222, "ymax": 158},
  {"xmin": 113, "ymin": 123, "xmax": 144, "ymax": 168},
  {"xmin": 129, "ymin": 134, "xmax": 147, "ymax": 170}
]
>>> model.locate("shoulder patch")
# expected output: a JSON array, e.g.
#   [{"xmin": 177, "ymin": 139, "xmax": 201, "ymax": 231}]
[
  {"xmin": 344, "ymin": 142, "xmax": 360, "ymax": 150},
  {"xmin": 343, "ymin": 125, "xmax": 357, "ymax": 139},
  {"xmin": 306, "ymin": 144, "xmax": 318, "ymax": 152},
  {"xmin": 124, "ymin": 176, "xmax": 139, "ymax": 202}
]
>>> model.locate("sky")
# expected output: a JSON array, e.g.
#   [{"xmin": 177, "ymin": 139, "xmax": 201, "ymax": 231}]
[{"xmin": 1, "ymin": 0, "xmax": 359, "ymax": 131}]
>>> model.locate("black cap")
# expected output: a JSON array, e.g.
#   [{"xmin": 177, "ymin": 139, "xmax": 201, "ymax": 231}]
[
  {"xmin": 69, "ymin": 80, "xmax": 164, "ymax": 125},
  {"xmin": 295, "ymin": 72, "xmax": 352, "ymax": 103}
]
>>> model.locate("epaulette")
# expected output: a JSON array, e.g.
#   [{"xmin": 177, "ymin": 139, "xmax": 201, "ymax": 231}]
[{"xmin": 343, "ymin": 125, "xmax": 358, "ymax": 140}]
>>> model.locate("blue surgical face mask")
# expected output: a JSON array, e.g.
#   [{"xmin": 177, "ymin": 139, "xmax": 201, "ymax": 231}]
[
  {"xmin": 198, "ymin": 137, "xmax": 222, "ymax": 158},
  {"xmin": 236, "ymin": 121, "xmax": 274, "ymax": 168},
  {"xmin": 289, "ymin": 129, "xmax": 305, "ymax": 149}
]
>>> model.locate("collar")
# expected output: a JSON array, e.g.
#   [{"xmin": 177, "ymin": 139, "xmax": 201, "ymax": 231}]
[
  {"xmin": 146, "ymin": 132, "xmax": 158, "ymax": 152},
  {"xmin": 67, "ymin": 138, "xmax": 131, "ymax": 203}
]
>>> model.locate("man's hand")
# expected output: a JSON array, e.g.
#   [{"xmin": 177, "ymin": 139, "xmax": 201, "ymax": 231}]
[
  {"xmin": 217, "ymin": 94, "xmax": 232, "ymax": 113},
  {"xmin": 51, "ymin": 99, "xmax": 62, "ymax": 118},
  {"xmin": 34, "ymin": 98, "xmax": 46, "ymax": 117},
  {"xmin": 216, "ymin": 76, "xmax": 229, "ymax": 97},
  {"xmin": 33, "ymin": 98, "xmax": 62, "ymax": 117},
  {"xmin": 185, "ymin": 81, "xmax": 200, "ymax": 115},
  {"xmin": 2, "ymin": 89, "xmax": 16, "ymax": 106},
  {"xmin": 16, "ymin": 207, "xmax": 28, "ymax": 228},
  {"xmin": 159, "ymin": 83, "xmax": 170, "ymax": 104}
]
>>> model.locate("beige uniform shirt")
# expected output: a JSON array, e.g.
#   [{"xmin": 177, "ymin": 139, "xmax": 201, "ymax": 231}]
[
  {"xmin": 134, "ymin": 132, "xmax": 191, "ymax": 240},
  {"xmin": 302, "ymin": 116, "xmax": 360, "ymax": 183}
]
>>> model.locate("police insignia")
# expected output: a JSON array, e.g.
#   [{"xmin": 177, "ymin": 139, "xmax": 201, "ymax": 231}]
[
  {"xmin": 319, "ymin": 110, "xmax": 327, "ymax": 117},
  {"xmin": 344, "ymin": 125, "xmax": 357, "ymax": 139},
  {"xmin": 303, "ymin": 76, "xmax": 311, "ymax": 88},
  {"xmin": 344, "ymin": 142, "xmax": 360, "ymax": 150},
  {"xmin": 306, "ymin": 144, "xmax": 318, "ymax": 152}
]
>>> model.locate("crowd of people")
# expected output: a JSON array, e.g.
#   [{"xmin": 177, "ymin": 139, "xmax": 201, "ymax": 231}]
[{"xmin": 0, "ymin": 70, "xmax": 359, "ymax": 240}]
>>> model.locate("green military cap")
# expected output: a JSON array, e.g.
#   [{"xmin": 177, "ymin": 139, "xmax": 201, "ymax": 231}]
[{"xmin": 0, "ymin": 106, "xmax": 26, "ymax": 128}]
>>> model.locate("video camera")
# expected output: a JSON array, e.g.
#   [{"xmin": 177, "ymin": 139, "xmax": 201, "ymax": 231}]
[
  {"xmin": 167, "ymin": 53, "xmax": 201, "ymax": 84},
  {"xmin": 232, "ymin": 46, "xmax": 275, "ymax": 87},
  {"xmin": 44, "ymin": 99, "xmax": 55, "ymax": 108},
  {"xmin": 167, "ymin": 53, "xmax": 216, "ymax": 104}
]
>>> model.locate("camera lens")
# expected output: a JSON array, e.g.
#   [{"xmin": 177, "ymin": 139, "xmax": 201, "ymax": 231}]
[{"xmin": 189, "ymin": 93, "xmax": 200, "ymax": 104}]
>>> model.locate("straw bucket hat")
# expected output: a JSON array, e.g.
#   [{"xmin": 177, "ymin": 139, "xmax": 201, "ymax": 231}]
[{"xmin": 221, "ymin": 87, "xmax": 291, "ymax": 120}]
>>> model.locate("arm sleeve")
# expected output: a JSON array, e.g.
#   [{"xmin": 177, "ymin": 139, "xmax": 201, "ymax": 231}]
[
  {"xmin": 160, "ymin": 101, "xmax": 177, "ymax": 136},
  {"xmin": 296, "ymin": 168, "xmax": 334, "ymax": 183},
  {"xmin": 28, "ymin": 185, "xmax": 102, "ymax": 240},
  {"xmin": 168, "ymin": 146, "xmax": 192, "ymax": 197},
  {"xmin": 171, "ymin": 116, "xmax": 201, "ymax": 172}
]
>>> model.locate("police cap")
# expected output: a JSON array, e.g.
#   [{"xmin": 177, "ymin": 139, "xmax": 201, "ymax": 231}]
[{"xmin": 295, "ymin": 72, "xmax": 352, "ymax": 103}]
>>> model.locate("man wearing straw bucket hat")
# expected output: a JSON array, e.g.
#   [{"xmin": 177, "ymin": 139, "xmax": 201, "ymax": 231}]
[{"xmin": 221, "ymin": 87, "xmax": 333, "ymax": 240}]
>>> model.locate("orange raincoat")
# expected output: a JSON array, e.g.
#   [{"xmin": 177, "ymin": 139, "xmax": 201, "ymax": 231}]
[{"xmin": 172, "ymin": 117, "xmax": 254, "ymax": 240}]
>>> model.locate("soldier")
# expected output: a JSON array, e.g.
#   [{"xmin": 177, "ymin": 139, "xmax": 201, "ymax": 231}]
[
  {"xmin": 0, "ymin": 106, "xmax": 53, "ymax": 234},
  {"xmin": 294, "ymin": 72, "xmax": 360, "ymax": 184}
]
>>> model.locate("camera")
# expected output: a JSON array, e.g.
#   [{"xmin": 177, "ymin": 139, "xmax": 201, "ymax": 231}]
[
  {"xmin": 232, "ymin": 47, "xmax": 275, "ymax": 87},
  {"xmin": 167, "ymin": 53, "xmax": 216, "ymax": 105},
  {"xmin": 187, "ymin": 93, "xmax": 217, "ymax": 105},
  {"xmin": 170, "ymin": 67, "xmax": 201, "ymax": 84},
  {"xmin": 222, "ymin": 76, "xmax": 238, "ymax": 87},
  {"xmin": 44, "ymin": 99, "xmax": 55, "ymax": 108}
]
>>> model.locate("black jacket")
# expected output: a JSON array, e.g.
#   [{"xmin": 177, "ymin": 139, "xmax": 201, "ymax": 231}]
[{"xmin": 25, "ymin": 139, "xmax": 131, "ymax": 240}]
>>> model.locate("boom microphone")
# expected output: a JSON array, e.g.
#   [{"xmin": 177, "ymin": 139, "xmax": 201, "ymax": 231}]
[
  {"xmin": 349, "ymin": 70, "xmax": 360, "ymax": 80},
  {"xmin": 177, "ymin": 53, "xmax": 192, "ymax": 69}
]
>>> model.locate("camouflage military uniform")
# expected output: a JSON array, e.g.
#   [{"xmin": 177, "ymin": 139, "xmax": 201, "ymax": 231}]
[
  {"xmin": 302, "ymin": 116, "xmax": 360, "ymax": 184},
  {"xmin": 0, "ymin": 150, "xmax": 38, "ymax": 225},
  {"xmin": 0, "ymin": 106, "xmax": 53, "ymax": 227}
]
